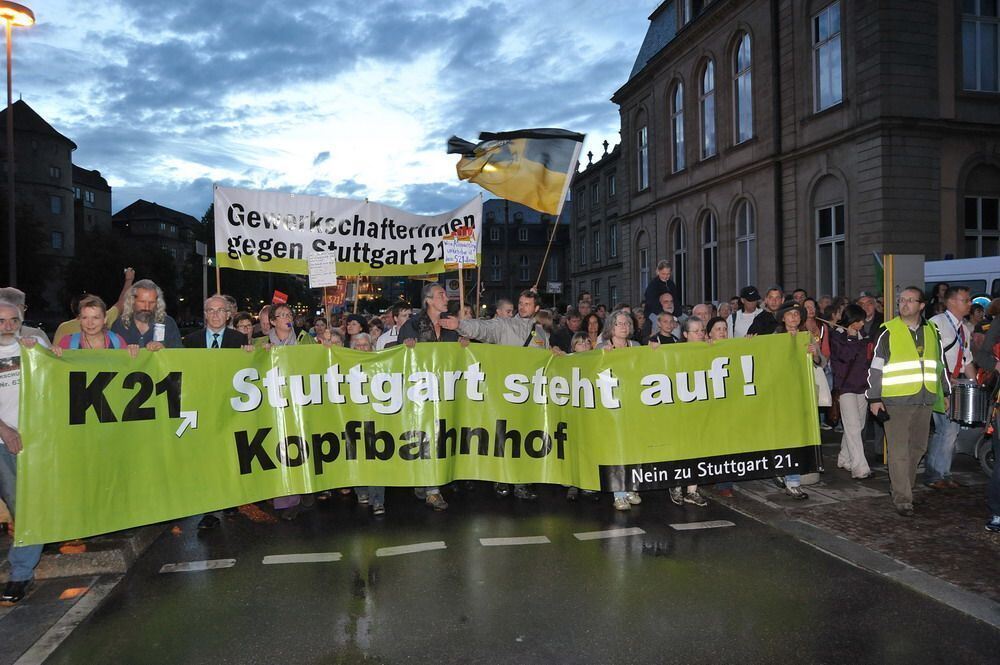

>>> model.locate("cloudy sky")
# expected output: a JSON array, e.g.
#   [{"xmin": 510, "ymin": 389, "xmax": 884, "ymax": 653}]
[{"xmin": 18, "ymin": 0, "xmax": 656, "ymax": 218}]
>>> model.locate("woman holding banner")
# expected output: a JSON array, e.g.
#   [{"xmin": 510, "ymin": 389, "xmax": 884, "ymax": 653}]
[
  {"xmin": 55, "ymin": 296, "xmax": 129, "ymax": 352},
  {"xmin": 582, "ymin": 313, "xmax": 602, "ymax": 350},
  {"xmin": 596, "ymin": 311, "xmax": 643, "ymax": 511}
]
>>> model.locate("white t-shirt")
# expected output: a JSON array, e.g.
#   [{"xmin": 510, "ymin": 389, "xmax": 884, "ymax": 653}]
[
  {"xmin": 0, "ymin": 341, "xmax": 21, "ymax": 436},
  {"xmin": 930, "ymin": 311, "xmax": 973, "ymax": 377},
  {"xmin": 729, "ymin": 309, "xmax": 762, "ymax": 339}
]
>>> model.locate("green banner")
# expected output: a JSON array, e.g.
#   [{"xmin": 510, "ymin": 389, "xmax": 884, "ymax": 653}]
[{"xmin": 15, "ymin": 334, "xmax": 820, "ymax": 545}]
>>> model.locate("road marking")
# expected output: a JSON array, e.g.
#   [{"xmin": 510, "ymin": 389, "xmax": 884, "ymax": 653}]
[
  {"xmin": 573, "ymin": 527, "xmax": 645, "ymax": 541},
  {"xmin": 669, "ymin": 520, "xmax": 736, "ymax": 531},
  {"xmin": 262, "ymin": 553, "xmax": 342, "ymax": 565},
  {"xmin": 158, "ymin": 559, "xmax": 236, "ymax": 574},
  {"xmin": 480, "ymin": 536, "xmax": 551, "ymax": 547},
  {"xmin": 14, "ymin": 576, "xmax": 121, "ymax": 665},
  {"xmin": 376, "ymin": 541, "xmax": 447, "ymax": 557}
]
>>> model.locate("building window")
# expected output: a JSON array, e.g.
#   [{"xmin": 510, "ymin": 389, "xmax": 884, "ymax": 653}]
[
  {"xmin": 591, "ymin": 278, "xmax": 602, "ymax": 304},
  {"xmin": 672, "ymin": 219, "xmax": 687, "ymax": 303},
  {"xmin": 639, "ymin": 247, "xmax": 650, "ymax": 297},
  {"xmin": 734, "ymin": 32, "xmax": 753, "ymax": 143},
  {"xmin": 579, "ymin": 231, "xmax": 587, "ymax": 265},
  {"xmin": 593, "ymin": 229, "xmax": 601, "ymax": 262},
  {"xmin": 965, "ymin": 196, "xmax": 1000, "ymax": 257},
  {"xmin": 518, "ymin": 227, "xmax": 528, "ymax": 242},
  {"xmin": 159, "ymin": 222, "xmax": 167, "ymax": 232},
  {"xmin": 609, "ymin": 283, "xmax": 619, "ymax": 306},
  {"xmin": 813, "ymin": 2, "xmax": 843, "ymax": 111},
  {"xmin": 85, "ymin": 190, "xmax": 96, "ymax": 205},
  {"xmin": 607, "ymin": 173, "xmax": 616, "ymax": 199},
  {"xmin": 576, "ymin": 188, "xmax": 585, "ymax": 216},
  {"xmin": 701, "ymin": 212, "xmax": 718, "ymax": 302},
  {"xmin": 486, "ymin": 211, "xmax": 496, "ymax": 222},
  {"xmin": 51, "ymin": 231, "xmax": 63, "ymax": 250},
  {"xmin": 591, "ymin": 182, "xmax": 599, "ymax": 206},
  {"xmin": 490, "ymin": 227, "xmax": 500, "ymax": 242},
  {"xmin": 670, "ymin": 81, "xmax": 685, "ymax": 172},
  {"xmin": 816, "ymin": 204, "xmax": 846, "ymax": 296},
  {"xmin": 73, "ymin": 186, "xmax": 81, "ymax": 199},
  {"xmin": 48, "ymin": 165, "xmax": 61, "ymax": 179},
  {"xmin": 609, "ymin": 222, "xmax": 619, "ymax": 258},
  {"xmin": 513, "ymin": 212, "xmax": 524, "ymax": 222},
  {"xmin": 491, "ymin": 255, "xmax": 502, "ymax": 281},
  {"xmin": 637, "ymin": 125, "xmax": 649, "ymax": 190},
  {"xmin": 519, "ymin": 256, "xmax": 530, "ymax": 282},
  {"xmin": 963, "ymin": 0, "xmax": 1000, "ymax": 92},
  {"xmin": 50, "ymin": 195, "xmax": 62, "ymax": 214},
  {"xmin": 735, "ymin": 200, "xmax": 756, "ymax": 291},
  {"xmin": 548, "ymin": 255, "xmax": 559, "ymax": 282},
  {"xmin": 700, "ymin": 60, "xmax": 716, "ymax": 158}
]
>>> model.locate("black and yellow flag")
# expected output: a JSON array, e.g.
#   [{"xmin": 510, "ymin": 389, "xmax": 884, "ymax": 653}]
[{"xmin": 448, "ymin": 128, "xmax": 584, "ymax": 215}]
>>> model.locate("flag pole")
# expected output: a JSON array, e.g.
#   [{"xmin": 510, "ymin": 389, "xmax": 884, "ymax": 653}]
[
  {"xmin": 533, "ymin": 210, "xmax": 561, "ymax": 292},
  {"xmin": 475, "ymin": 263, "xmax": 481, "ymax": 316},
  {"xmin": 215, "ymin": 266, "xmax": 221, "ymax": 294},
  {"xmin": 353, "ymin": 276, "xmax": 360, "ymax": 314},
  {"xmin": 458, "ymin": 266, "xmax": 465, "ymax": 318}
]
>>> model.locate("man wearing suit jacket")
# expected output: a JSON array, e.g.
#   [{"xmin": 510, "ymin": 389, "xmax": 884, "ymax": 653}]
[
  {"xmin": 183, "ymin": 295, "xmax": 246, "ymax": 349},
  {"xmin": 184, "ymin": 295, "xmax": 246, "ymax": 530}
]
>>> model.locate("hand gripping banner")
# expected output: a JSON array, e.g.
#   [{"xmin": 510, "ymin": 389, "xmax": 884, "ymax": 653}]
[{"xmin": 15, "ymin": 335, "xmax": 820, "ymax": 545}]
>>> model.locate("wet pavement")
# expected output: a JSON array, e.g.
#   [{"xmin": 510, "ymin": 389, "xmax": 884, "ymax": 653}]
[{"xmin": 24, "ymin": 482, "xmax": 1000, "ymax": 664}]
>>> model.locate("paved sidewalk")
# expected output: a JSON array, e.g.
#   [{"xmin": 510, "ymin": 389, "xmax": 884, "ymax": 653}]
[{"xmin": 720, "ymin": 436, "xmax": 1000, "ymax": 625}]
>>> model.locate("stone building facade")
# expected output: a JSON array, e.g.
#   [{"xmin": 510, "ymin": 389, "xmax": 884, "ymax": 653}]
[{"xmin": 573, "ymin": 0, "xmax": 1000, "ymax": 308}]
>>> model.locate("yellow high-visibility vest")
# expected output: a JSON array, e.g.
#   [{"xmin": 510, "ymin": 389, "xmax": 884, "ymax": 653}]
[{"xmin": 881, "ymin": 317, "xmax": 940, "ymax": 397}]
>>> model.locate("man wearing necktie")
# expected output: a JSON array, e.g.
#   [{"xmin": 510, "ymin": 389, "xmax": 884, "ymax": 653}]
[
  {"xmin": 182, "ymin": 295, "xmax": 250, "ymax": 529},
  {"xmin": 182, "ymin": 295, "xmax": 247, "ymax": 351},
  {"xmin": 926, "ymin": 286, "xmax": 976, "ymax": 490}
]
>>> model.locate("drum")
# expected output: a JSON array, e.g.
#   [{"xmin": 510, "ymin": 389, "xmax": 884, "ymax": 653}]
[{"xmin": 948, "ymin": 379, "xmax": 991, "ymax": 426}]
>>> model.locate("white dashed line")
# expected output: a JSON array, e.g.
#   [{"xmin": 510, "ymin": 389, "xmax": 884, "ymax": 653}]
[
  {"xmin": 669, "ymin": 520, "xmax": 736, "ymax": 531},
  {"xmin": 376, "ymin": 541, "xmax": 447, "ymax": 557},
  {"xmin": 262, "ymin": 553, "xmax": 342, "ymax": 565},
  {"xmin": 479, "ymin": 536, "xmax": 551, "ymax": 547},
  {"xmin": 573, "ymin": 527, "xmax": 646, "ymax": 541},
  {"xmin": 158, "ymin": 559, "xmax": 236, "ymax": 574}
]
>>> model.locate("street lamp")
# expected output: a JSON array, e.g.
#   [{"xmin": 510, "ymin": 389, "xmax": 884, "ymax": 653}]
[{"xmin": 0, "ymin": 1, "xmax": 34, "ymax": 287}]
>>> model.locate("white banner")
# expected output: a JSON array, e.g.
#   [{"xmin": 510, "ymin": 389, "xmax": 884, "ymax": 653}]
[{"xmin": 214, "ymin": 185, "xmax": 482, "ymax": 276}]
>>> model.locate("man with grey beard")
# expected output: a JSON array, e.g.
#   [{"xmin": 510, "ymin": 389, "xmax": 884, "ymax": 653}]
[{"xmin": 110, "ymin": 279, "xmax": 183, "ymax": 349}]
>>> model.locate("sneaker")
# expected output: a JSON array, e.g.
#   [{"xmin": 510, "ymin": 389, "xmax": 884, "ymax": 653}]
[
  {"xmin": 426, "ymin": 493, "xmax": 449, "ymax": 511},
  {"xmin": 197, "ymin": 514, "xmax": 221, "ymax": 530},
  {"xmin": 986, "ymin": 515, "xmax": 1000, "ymax": 533},
  {"xmin": 819, "ymin": 421, "xmax": 832, "ymax": 431},
  {"xmin": 785, "ymin": 486, "xmax": 808, "ymax": 500},
  {"xmin": 356, "ymin": 492, "xmax": 370, "ymax": 505},
  {"xmin": 566, "ymin": 487, "xmax": 579, "ymax": 501},
  {"xmin": 513, "ymin": 486, "xmax": 538, "ymax": 501},
  {"xmin": 669, "ymin": 487, "xmax": 684, "ymax": 506},
  {"xmin": 895, "ymin": 503, "xmax": 915, "ymax": 517},
  {"xmin": 582, "ymin": 489, "xmax": 600, "ymax": 501},
  {"xmin": 372, "ymin": 504, "xmax": 386, "ymax": 516},
  {"xmin": 684, "ymin": 490, "xmax": 708, "ymax": 507},
  {"xmin": 494, "ymin": 483, "xmax": 511, "ymax": 498},
  {"xmin": 0, "ymin": 580, "xmax": 32, "ymax": 606},
  {"xmin": 772, "ymin": 476, "xmax": 787, "ymax": 489},
  {"xmin": 413, "ymin": 487, "xmax": 427, "ymax": 500},
  {"xmin": 833, "ymin": 423, "xmax": 844, "ymax": 433},
  {"xmin": 626, "ymin": 491, "xmax": 641, "ymax": 505},
  {"xmin": 613, "ymin": 496, "xmax": 631, "ymax": 511}
]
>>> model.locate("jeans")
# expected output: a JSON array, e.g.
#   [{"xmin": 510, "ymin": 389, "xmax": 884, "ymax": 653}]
[
  {"xmin": 785, "ymin": 474, "xmax": 801, "ymax": 488},
  {"xmin": 367, "ymin": 486, "xmax": 386, "ymax": 506},
  {"xmin": 0, "ymin": 446, "xmax": 44, "ymax": 582},
  {"xmin": 926, "ymin": 412, "xmax": 961, "ymax": 482}
]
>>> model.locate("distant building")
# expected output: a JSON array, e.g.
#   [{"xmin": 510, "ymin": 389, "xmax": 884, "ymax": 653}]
[
  {"xmin": 479, "ymin": 198, "xmax": 571, "ymax": 311},
  {"xmin": 72, "ymin": 166, "xmax": 112, "ymax": 236},
  {"xmin": 113, "ymin": 199, "xmax": 201, "ymax": 265},
  {"xmin": 574, "ymin": 0, "xmax": 1000, "ymax": 308}
]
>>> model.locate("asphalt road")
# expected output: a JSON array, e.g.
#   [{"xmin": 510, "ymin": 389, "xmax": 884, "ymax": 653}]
[{"xmin": 42, "ymin": 484, "xmax": 1000, "ymax": 664}]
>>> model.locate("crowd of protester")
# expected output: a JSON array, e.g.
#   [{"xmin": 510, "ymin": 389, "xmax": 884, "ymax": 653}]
[{"xmin": 1, "ymin": 261, "xmax": 999, "ymax": 606}]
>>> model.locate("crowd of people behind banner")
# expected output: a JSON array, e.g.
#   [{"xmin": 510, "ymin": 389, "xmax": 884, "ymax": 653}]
[{"xmin": 1, "ymin": 260, "xmax": 999, "ymax": 605}]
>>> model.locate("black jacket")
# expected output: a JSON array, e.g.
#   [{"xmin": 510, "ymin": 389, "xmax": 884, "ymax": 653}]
[{"xmin": 182, "ymin": 327, "xmax": 248, "ymax": 349}]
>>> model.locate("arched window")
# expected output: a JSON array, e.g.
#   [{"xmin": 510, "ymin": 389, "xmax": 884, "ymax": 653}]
[
  {"xmin": 734, "ymin": 200, "xmax": 756, "ymax": 291},
  {"xmin": 636, "ymin": 111, "xmax": 649, "ymax": 190},
  {"xmin": 636, "ymin": 231, "xmax": 650, "ymax": 298},
  {"xmin": 734, "ymin": 33, "xmax": 753, "ymax": 143},
  {"xmin": 670, "ymin": 82, "xmax": 685, "ymax": 172},
  {"xmin": 700, "ymin": 212, "xmax": 718, "ymax": 302},
  {"xmin": 671, "ymin": 219, "xmax": 687, "ymax": 303},
  {"xmin": 964, "ymin": 163, "xmax": 1000, "ymax": 257},
  {"xmin": 813, "ymin": 175, "xmax": 846, "ymax": 296},
  {"xmin": 700, "ymin": 60, "xmax": 716, "ymax": 158}
]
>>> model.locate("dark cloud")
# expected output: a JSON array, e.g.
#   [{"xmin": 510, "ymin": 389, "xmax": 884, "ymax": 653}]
[
  {"xmin": 333, "ymin": 179, "xmax": 367, "ymax": 198},
  {"xmin": 313, "ymin": 151, "xmax": 330, "ymax": 166},
  {"xmin": 389, "ymin": 181, "xmax": 481, "ymax": 215}
]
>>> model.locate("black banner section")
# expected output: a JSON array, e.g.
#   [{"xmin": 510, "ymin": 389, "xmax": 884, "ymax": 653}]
[{"xmin": 598, "ymin": 446, "xmax": 822, "ymax": 492}]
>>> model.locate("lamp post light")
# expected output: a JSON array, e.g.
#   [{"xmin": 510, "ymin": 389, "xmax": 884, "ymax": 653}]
[{"xmin": 0, "ymin": 1, "xmax": 34, "ymax": 287}]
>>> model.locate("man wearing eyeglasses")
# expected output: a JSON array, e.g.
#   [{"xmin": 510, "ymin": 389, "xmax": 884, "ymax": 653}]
[
  {"xmin": 866, "ymin": 287, "xmax": 950, "ymax": 517},
  {"xmin": 182, "ymin": 295, "xmax": 247, "ymax": 350},
  {"xmin": 925, "ymin": 286, "xmax": 976, "ymax": 490}
]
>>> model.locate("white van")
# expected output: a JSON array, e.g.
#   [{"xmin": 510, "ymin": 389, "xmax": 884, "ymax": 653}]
[{"xmin": 924, "ymin": 256, "xmax": 1000, "ymax": 300}]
